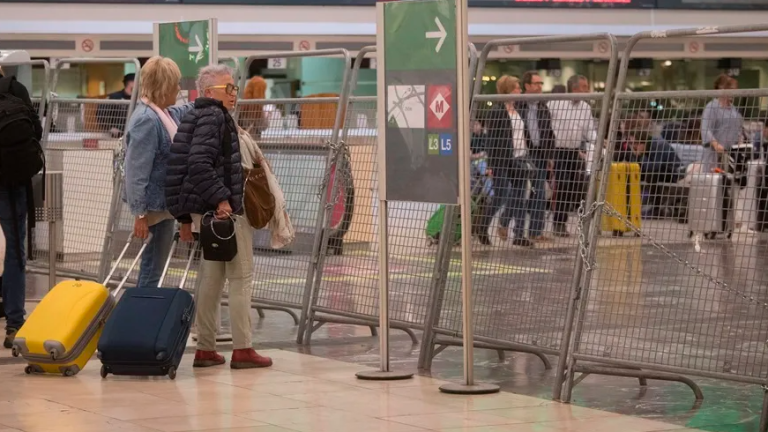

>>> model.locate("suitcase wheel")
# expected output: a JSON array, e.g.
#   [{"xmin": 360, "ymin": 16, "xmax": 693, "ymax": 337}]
[
  {"xmin": 63, "ymin": 369, "xmax": 75, "ymax": 377},
  {"xmin": 100, "ymin": 365, "xmax": 109, "ymax": 379},
  {"xmin": 688, "ymin": 231, "xmax": 694, "ymax": 239},
  {"xmin": 11, "ymin": 347, "xmax": 19, "ymax": 357},
  {"xmin": 727, "ymin": 232, "xmax": 733, "ymax": 240},
  {"xmin": 24, "ymin": 365, "xmax": 33, "ymax": 375},
  {"xmin": 168, "ymin": 366, "xmax": 177, "ymax": 380}
]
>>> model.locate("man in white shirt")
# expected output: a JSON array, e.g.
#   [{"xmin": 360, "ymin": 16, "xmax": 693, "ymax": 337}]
[{"xmin": 547, "ymin": 75, "xmax": 597, "ymax": 237}]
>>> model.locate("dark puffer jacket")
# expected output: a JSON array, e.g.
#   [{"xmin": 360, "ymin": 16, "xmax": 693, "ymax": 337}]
[{"xmin": 166, "ymin": 97, "xmax": 243, "ymax": 224}]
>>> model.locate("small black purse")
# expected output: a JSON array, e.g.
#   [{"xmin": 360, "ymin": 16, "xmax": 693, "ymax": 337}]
[
  {"xmin": 199, "ymin": 119, "xmax": 238, "ymax": 262},
  {"xmin": 200, "ymin": 213, "xmax": 238, "ymax": 262}
]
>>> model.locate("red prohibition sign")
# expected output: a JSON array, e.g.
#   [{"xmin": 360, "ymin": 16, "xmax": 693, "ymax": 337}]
[
  {"xmin": 81, "ymin": 39, "xmax": 94, "ymax": 53},
  {"xmin": 689, "ymin": 41, "xmax": 700, "ymax": 53},
  {"xmin": 299, "ymin": 40, "xmax": 311, "ymax": 51},
  {"xmin": 597, "ymin": 41, "xmax": 609, "ymax": 54},
  {"xmin": 503, "ymin": 45, "xmax": 514, "ymax": 54}
]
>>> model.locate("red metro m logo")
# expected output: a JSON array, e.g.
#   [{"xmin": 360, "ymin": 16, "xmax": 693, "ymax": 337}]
[{"xmin": 427, "ymin": 84, "xmax": 453, "ymax": 130}]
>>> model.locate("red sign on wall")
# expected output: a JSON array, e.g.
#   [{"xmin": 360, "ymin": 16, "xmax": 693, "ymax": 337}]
[{"xmin": 427, "ymin": 84, "xmax": 453, "ymax": 130}]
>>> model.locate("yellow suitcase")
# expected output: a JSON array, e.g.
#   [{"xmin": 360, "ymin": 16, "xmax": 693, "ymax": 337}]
[
  {"xmin": 601, "ymin": 162, "xmax": 642, "ymax": 236},
  {"xmin": 12, "ymin": 235, "xmax": 150, "ymax": 376}
]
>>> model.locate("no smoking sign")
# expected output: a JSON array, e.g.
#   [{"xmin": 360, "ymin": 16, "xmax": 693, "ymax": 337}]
[{"xmin": 81, "ymin": 39, "xmax": 95, "ymax": 53}]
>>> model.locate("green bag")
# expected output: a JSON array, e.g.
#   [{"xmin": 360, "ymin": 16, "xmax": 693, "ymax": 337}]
[{"xmin": 425, "ymin": 202, "xmax": 478, "ymax": 244}]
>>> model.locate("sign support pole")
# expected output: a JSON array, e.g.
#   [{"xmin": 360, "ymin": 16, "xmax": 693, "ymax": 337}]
[
  {"xmin": 356, "ymin": 1, "xmax": 415, "ymax": 382},
  {"xmin": 438, "ymin": 0, "xmax": 499, "ymax": 395}
]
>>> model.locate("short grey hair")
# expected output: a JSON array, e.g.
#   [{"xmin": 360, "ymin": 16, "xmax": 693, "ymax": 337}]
[
  {"xmin": 196, "ymin": 64, "xmax": 235, "ymax": 93},
  {"xmin": 567, "ymin": 74, "xmax": 588, "ymax": 93}
]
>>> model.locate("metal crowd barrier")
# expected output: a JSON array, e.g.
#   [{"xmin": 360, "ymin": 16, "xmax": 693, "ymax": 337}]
[
  {"xmin": 302, "ymin": 44, "xmax": 482, "ymax": 345},
  {"xmin": 417, "ymin": 34, "xmax": 619, "ymax": 372},
  {"xmin": 30, "ymin": 57, "xmax": 140, "ymax": 284},
  {"xmin": 234, "ymin": 49, "xmax": 355, "ymax": 342},
  {"xmin": 559, "ymin": 25, "xmax": 768, "ymax": 432},
  {"xmin": 303, "ymin": 46, "xmax": 421, "ymax": 345}
]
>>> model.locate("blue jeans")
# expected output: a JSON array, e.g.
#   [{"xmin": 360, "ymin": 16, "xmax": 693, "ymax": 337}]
[
  {"xmin": 136, "ymin": 219, "xmax": 175, "ymax": 288},
  {"xmin": 527, "ymin": 161, "xmax": 549, "ymax": 238},
  {"xmin": 0, "ymin": 186, "xmax": 27, "ymax": 330},
  {"xmin": 496, "ymin": 178, "xmax": 529, "ymax": 239}
]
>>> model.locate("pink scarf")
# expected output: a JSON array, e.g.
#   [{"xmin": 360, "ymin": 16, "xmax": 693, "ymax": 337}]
[{"xmin": 142, "ymin": 97, "xmax": 178, "ymax": 140}]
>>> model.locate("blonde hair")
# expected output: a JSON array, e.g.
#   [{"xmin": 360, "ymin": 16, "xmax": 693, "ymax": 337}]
[
  {"xmin": 139, "ymin": 56, "xmax": 181, "ymax": 104},
  {"xmin": 496, "ymin": 75, "xmax": 520, "ymax": 95}
]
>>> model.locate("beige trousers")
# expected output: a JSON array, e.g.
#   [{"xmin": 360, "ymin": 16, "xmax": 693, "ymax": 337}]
[{"xmin": 192, "ymin": 214, "xmax": 254, "ymax": 351}]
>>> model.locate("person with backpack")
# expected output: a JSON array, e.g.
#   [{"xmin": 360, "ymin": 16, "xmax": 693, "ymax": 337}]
[{"xmin": 0, "ymin": 66, "xmax": 44, "ymax": 349}]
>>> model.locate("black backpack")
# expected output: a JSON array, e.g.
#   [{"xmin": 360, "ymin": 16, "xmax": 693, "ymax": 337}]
[{"xmin": 0, "ymin": 76, "xmax": 44, "ymax": 186}]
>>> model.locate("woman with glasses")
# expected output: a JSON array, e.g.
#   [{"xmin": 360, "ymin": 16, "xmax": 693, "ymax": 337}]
[
  {"xmin": 123, "ymin": 56, "xmax": 192, "ymax": 288},
  {"xmin": 166, "ymin": 64, "xmax": 272, "ymax": 369}
]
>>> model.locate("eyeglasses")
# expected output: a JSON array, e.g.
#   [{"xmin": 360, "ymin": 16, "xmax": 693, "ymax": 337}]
[{"xmin": 207, "ymin": 84, "xmax": 239, "ymax": 95}]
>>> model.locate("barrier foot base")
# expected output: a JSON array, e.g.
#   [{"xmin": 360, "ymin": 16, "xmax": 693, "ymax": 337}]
[
  {"xmin": 356, "ymin": 370, "xmax": 414, "ymax": 381},
  {"xmin": 439, "ymin": 382, "xmax": 500, "ymax": 395}
]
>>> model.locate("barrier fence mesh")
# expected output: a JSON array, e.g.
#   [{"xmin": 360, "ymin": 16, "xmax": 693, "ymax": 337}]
[
  {"xmin": 429, "ymin": 92, "xmax": 606, "ymax": 356},
  {"xmin": 31, "ymin": 99, "xmax": 129, "ymax": 280},
  {"xmin": 308, "ymin": 96, "xmax": 441, "ymax": 333},
  {"xmin": 572, "ymin": 89, "xmax": 768, "ymax": 383},
  {"xmin": 236, "ymin": 98, "xmax": 338, "ymax": 310}
]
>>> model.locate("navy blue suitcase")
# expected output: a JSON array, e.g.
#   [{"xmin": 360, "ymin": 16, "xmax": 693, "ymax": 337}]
[{"xmin": 97, "ymin": 234, "xmax": 197, "ymax": 380}]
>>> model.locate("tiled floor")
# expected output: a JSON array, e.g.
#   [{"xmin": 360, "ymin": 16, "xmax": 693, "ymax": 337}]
[{"xmin": 0, "ymin": 349, "xmax": 703, "ymax": 432}]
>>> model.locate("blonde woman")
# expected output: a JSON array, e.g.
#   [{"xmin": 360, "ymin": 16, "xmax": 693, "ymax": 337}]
[{"xmin": 123, "ymin": 56, "xmax": 192, "ymax": 288}]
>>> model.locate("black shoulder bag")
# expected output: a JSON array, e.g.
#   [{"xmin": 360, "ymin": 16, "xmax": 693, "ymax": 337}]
[{"xmin": 200, "ymin": 120, "xmax": 238, "ymax": 262}]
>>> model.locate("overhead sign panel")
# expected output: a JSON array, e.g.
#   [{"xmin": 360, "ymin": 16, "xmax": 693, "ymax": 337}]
[
  {"xmin": 154, "ymin": 19, "xmax": 217, "ymax": 91},
  {"xmin": 378, "ymin": 0, "xmax": 460, "ymax": 204}
]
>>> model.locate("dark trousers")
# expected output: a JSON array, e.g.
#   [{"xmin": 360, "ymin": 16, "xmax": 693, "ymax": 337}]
[
  {"xmin": 552, "ymin": 149, "xmax": 586, "ymax": 225},
  {"xmin": 0, "ymin": 185, "xmax": 27, "ymax": 330}
]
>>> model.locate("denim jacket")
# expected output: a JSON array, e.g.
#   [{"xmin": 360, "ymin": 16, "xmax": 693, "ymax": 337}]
[{"xmin": 122, "ymin": 101, "xmax": 194, "ymax": 216}]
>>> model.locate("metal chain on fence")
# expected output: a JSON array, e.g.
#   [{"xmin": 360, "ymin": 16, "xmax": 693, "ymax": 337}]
[{"xmin": 577, "ymin": 198, "xmax": 768, "ymax": 310}]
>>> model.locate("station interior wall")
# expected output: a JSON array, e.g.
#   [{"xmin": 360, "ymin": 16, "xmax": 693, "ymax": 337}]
[{"xmin": 25, "ymin": 56, "xmax": 768, "ymax": 102}]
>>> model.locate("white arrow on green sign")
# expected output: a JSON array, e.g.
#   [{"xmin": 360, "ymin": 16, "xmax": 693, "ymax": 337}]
[{"xmin": 426, "ymin": 17, "xmax": 447, "ymax": 53}]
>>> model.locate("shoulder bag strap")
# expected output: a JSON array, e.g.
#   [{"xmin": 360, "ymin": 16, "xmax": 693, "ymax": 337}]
[
  {"xmin": 0, "ymin": 76, "xmax": 13, "ymax": 94},
  {"xmin": 221, "ymin": 116, "xmax": 232, "ymax": 193}
]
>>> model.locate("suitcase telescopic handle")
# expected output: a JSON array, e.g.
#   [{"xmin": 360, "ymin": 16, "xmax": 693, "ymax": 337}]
[
  {"xmin": 103, "ymin": 233, "xmax": 153, "ymax": 296},
  {"xmin": 158, "ymin": 231, "xmax": 201, "ymax": 289}
]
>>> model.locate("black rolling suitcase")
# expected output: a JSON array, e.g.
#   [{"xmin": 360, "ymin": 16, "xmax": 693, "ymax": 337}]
[{"xmin": 97, "ymin": 233, "xmax": 198, "ymax": 380}]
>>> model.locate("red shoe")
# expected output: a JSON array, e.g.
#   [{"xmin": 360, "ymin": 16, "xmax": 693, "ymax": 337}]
[
  {"xmin": 193, "ymin": 350, "xmax": 226, "ymax": 368},
  {"xmin": 230, "ymin": 348, "xmax": 273, "ymax": 369}
]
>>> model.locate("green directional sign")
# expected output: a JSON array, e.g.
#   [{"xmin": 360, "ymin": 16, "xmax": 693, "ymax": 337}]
[
  {"xmin": 378, "ymin": 0, "xmax": 459, "ymax": 205},
  {"xmin": 384, "ymin": 1, "xmax": 456, "ymax": 71},
  {"xmin": 154, "ymin": 19, "xmax": 218, "ymax": 90}
]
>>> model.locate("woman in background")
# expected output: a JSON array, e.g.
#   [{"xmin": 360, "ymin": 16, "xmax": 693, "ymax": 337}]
[
  {"xmin": 701, "ymin": 74, "xmax": 744, "ymax": 172},
  {"xmin": 240, "ymin": 76, "xmax": 268, "ymax": 136}
]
